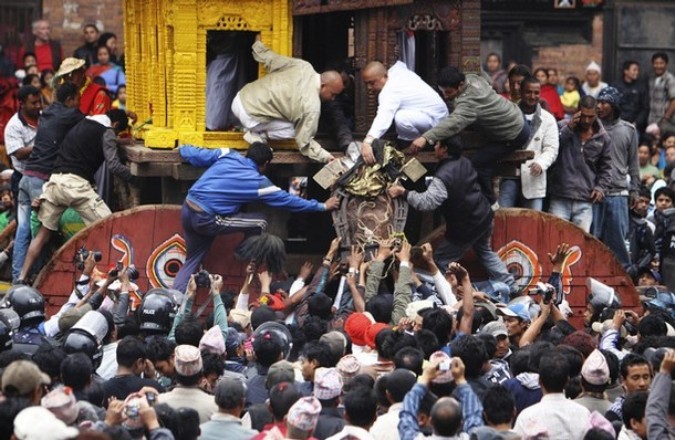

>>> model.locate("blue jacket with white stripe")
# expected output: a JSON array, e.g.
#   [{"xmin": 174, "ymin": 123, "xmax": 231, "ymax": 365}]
[{"xmin": 179, "ymin": 145, "xmax": 326, "ymax": 216}]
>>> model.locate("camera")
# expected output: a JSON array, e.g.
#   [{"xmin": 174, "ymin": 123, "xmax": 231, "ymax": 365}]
[
  {"xmin": 195, "ymin": 270, "xmax": 211, "ymax": 288},
  {"xmin": 529, "ymin": 282, "xmax": 560, "ymax": 305},
  {"xmin": 125, "ymin": 403, "xmax": 139, "ymax": 419},
  {"xmin": 146, "ymin": 392, "xmax": 156, "ymax": 406},
  {"xmin": 75, "ymin": 247, "xmax": 102, "ymax": 270},
  {"xmin": 112, "ymin": 262, "xmax": 139, "ymax": 280},
  {"xmin": 438, "ymin": 359, "xmax": 451, "ymax": 371}
]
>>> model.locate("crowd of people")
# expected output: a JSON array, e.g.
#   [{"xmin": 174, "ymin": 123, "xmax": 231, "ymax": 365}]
[
  {"xmin": 0, "ymin": 234, "xmax": 672, "ymax": 440},
  {"xmin": 0, "ymin": 20, "xmax": 127, "ymax": 147},
  {"xmin": 0, "ymin": 14, "xmax": 673, "ymax": 440},
  {"xmin": 477, "ymin": 53, "xmax": 675, "ymax": 293}
]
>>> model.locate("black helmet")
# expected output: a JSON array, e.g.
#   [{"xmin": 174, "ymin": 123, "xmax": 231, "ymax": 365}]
[
  {"xmin": 253, "ymin": 321, "xmax": 293, "ymax": 359},
  {"xmin": 0, "ymin": 312, "xmax": 13, "ymax": 352},
  {"xmin": 63, "ymin": 330, "xmax": 103, "ymax": 369},
  {"xmin": 138, "ymin": 289, "xmax": 178, "ymax": 334},
  {"xmin": 7, "ymin": 285, "xmax": 45, "ymax": 324}
]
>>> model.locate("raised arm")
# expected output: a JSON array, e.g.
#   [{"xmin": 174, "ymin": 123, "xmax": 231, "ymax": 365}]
[
  {"xmin": 391, "ymin": 241, "xmax": 414, "ymax": 325},
  {"xmin": 169, "ymin": 275, "xmax": 196, "ymax": 341},
  {"xmin": 447, "ymin": 263, "xmax": 474, "ymax": 335}
]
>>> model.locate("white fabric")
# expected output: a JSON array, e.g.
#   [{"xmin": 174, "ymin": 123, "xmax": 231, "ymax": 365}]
[
  {"xmin": 327, "ymin": 425, "xmax": 375, "ymax": 440},
  {"xmin": 514, "ymin": 393, "xmax": 591, "ymax": 440},
  {"xmin": 96, "ymin": 341, "xmax": 119, "ymax": 380},
  {"xmin": 432, "ymin": 271, "xmax": 456, "ymax": 306},
  {"xmin": 581, "ymin": 81, "xmax": 608, "ymax": 99},
  {"xmin": 366, "ymin": 61, "xmax": 448, "ymax": 140},
  {"xmin": 235, "ymin": 292, "xmax": 250, "ymax": 311},
  {"xmin": 284, "ymin": 278, "xmax": 306, "ymax": 325},
  {"xmin": 233, "ymin": 92, "xmax": 297, "ymax": 140},
  {"xmin": 43, "ymin": 289, "xmax": 81, "ymax": 338},
  {"xmin": 4, "ymin": 113, "xmax": 37, "ymax": 172},
  {"xmin": 393, "ymin": 109, "xmax": 438, "ymax": 141},
  {"xmin": 86, "ymin": 114, "xmax": 111, "ymax": 127},
  {"xmin": 520, "ymin": 107, "xmax": 559, "ymax": 199},
  {"xmin": 370, "ymin": 402, "xmax": 403, "ymax": 440},
  {"xmin": 617, "ymin": 427, "xmax": 642, "ymax": 440}
]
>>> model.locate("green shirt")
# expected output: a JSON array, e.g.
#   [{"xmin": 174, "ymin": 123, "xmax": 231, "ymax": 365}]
[
  {"xmin": 640, "ymin": 163, "xmax": 662, "ymax": 179},
  {"xmin": 424, "ymin": 73, "xmax": 524, "ymax": 143},
  {"xmin": 30, "ymin": 208, "xmax": 85, "ymax": 240},
  {"xmin": 0, "ymin": 210, "xmax": 12, "ymax": 232}
]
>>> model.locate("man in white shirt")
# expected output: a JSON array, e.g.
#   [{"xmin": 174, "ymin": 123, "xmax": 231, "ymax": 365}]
[
  {"xmin": 360, "ymin": 61, "xmax": 448, "ymax": 164},
  {"xmin": 370, "ymin": 369, "xmax": 417, "ymax": 440},
  {"xmin": 3, "ymin": 85, "xmax": 41, "ymax": 201},
  {"xmin": 514, "ymin": 351, "xmax": 591, "ymax": 439}
]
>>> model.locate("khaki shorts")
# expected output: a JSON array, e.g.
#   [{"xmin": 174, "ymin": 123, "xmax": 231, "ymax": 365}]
[{"xmin": 38, "ymin": 173, "xmax": 111, "ymax": 231}]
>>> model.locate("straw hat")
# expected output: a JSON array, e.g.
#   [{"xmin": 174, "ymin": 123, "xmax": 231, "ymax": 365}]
[{"xmin": 56, "ymin": 58, "xmax": 85, "ymax": 78}]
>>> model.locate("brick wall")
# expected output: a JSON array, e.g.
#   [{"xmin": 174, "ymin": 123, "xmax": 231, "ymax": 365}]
[
  {"xmin": 532, "ymin": 13, "xmax": 603, "ymax": 83},
  {"xmin": 460, "ymin": 0, "xmax": 481, "ymax": 72},
  {"xmin": 41, "ymin": 0, "xmax": 124, "ymax": 60}
]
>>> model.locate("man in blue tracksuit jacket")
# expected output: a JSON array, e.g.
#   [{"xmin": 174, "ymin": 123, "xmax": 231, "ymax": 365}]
[{"xmin": 172, "ymin": 142, "xmax": 339, "ymax": 292}]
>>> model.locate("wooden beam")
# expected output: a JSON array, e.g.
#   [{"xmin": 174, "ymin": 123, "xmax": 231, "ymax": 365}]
[{"xmin": 123, "ymin": 142, "xmax": 533, "ymax": 178}]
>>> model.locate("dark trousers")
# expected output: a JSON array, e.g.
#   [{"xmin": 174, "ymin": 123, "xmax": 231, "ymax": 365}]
[
  {"xmin": 471, "ymin": 116, "xmax": 531, "ymax": 203},
  {"xmin": 172, "ymin": 202, "xmax": 267, "ymax": 293}
]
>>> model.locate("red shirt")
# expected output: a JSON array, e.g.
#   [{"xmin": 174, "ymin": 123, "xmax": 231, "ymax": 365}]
[
  {"xmin": 540, "ymin": 84, "xmax": 565, "ymax": 120},
  {"xmin": 34, "ymin": 43, "xmax": 55, "ymax": 71}
]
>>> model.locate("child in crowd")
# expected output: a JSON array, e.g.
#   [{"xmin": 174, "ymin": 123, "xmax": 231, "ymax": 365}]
[
  {"xmin": 0, "ymin": 185, "xmax": 15, "ymax": 278},
  {"xmin": 638, "ymin": 139, "xmax": 662, "ymax": 188},
  {"xmin": 40, "ymin": 69, "xmax": 55, "ymax": 107},
  {"xmin": 21, "ymin": 73, "xmax": 41, "ymax": 89},
  {"xmin": 561, "ymin": 76, "xmax": 581, "ymax": 118},
  {"xmin": 112, "ymin": 84, "xmax": 126, "ymax": 110}
]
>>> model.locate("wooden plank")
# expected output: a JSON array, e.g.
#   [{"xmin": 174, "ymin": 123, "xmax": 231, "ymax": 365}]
[
  {"xmin": 130, "ymin": 162, "xmax": 175, "ymax": 177},
  {"xmin": 124, "ymin": 144, "xmax": 181, "ymax": 163}
]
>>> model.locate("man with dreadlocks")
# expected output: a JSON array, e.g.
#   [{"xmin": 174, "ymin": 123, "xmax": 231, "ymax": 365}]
[
  {"xmin": 387, "ymin": 135, "xmax": 517, "ymax": 296},
  {"xmin": 172, "ymin": 142, "xmax": 340, "ymax": 293}
]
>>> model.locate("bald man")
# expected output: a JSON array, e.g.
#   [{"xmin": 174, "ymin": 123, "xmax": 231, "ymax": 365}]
[
  {"xmin": 232, "ymin": 41, "xmax": 343, "ymax": 163},
  {"xmin": 360, "ymin": 60, "xmax": 448, "ymax": 164}
]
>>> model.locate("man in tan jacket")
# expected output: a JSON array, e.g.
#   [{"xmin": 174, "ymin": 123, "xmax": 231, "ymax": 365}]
[{"xmin": 232, "ymin": 41, "xmax": 344, "ymax": 163}]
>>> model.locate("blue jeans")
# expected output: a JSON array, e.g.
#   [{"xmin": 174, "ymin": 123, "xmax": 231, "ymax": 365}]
[
  {"xmin": 473, "ymin": 280, "xmax": 511, "ymax": 304},
  {"xmin": 549, "ymin": 197, "xmax": 593, "ymax": 232},
  {"xmin": 12, "ymin": 175, "xmax": 46, "ymax": 281},
  {"xmin": 434, "ymin": 221, "xmax": 517, "ymax": 296},
  {"xmin": 171, "ymin": 201, "xmax": 267, "ymax": 293},
  {"xmin": 498, "ymin": 178, "xmax": 543, "ymax": 211},
  {"xmin": 592, "ymin": 195, "xmax": 630, "ymax": 268}
]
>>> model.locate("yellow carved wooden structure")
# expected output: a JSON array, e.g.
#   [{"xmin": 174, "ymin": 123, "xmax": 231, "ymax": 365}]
[{"xmin": 123, "ymin": 0, "xmax": 293, "ymax": 149}]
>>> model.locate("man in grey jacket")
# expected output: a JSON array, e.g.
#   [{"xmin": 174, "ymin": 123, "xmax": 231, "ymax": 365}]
[
  {"xmin": 410, "ymin": 67, "xmax": 530, "ymax": 203},
  {"xmin": 645, "ymin": 349, "xmax": 675, "ymax": 440},
  {"xmin": 548, "ymin": 96, "xmax": 613, "ymax": 233},
  {"xmin": 200, "ymin": 377, "xmax": 258, "ymax": 440},
  {"xmin": 593, "ymin": 86, "xmax": 640, "ymax": 268}
]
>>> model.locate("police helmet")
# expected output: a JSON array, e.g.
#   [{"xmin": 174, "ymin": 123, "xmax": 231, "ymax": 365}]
[
  {"xmin": 138, "ymin": 289, "xmax": 178, "ymax": 334},
  {"xmin": 0, "ymin": 312, "xmax": 13, "ymax": 352},
  {"xmin": 7, "ymin": 285, "xmax": 45, "ymax": 324},
  {"xmin": 63, "ymin": 330, "xmax": 103, "ymax": 369}
]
